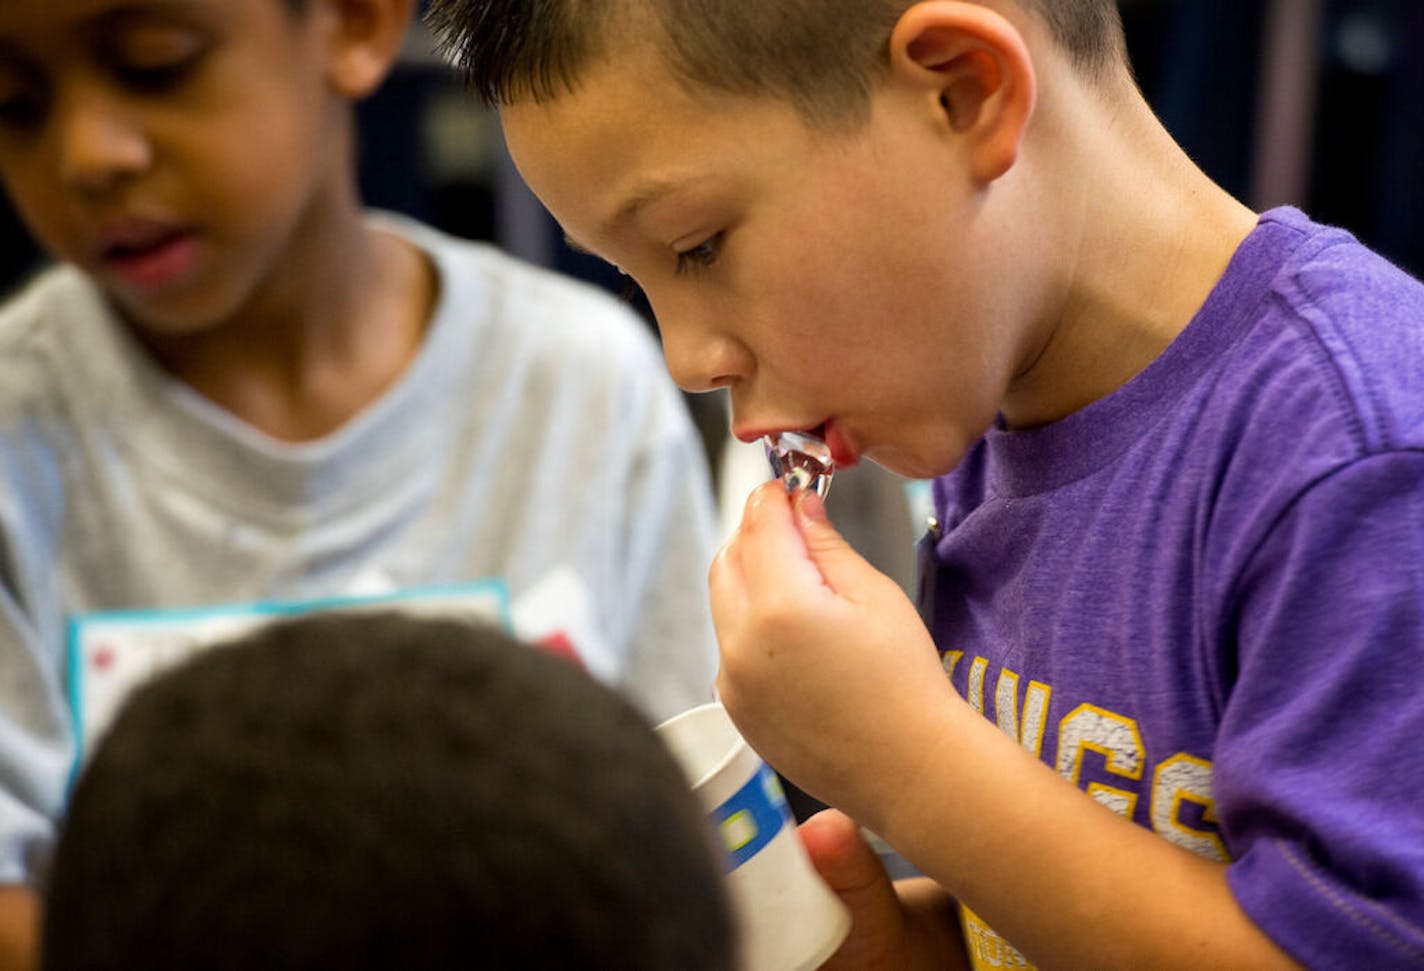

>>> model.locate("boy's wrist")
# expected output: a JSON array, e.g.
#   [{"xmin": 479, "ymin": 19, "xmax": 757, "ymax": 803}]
[{"xmin": 860, "ymin": 694, "xmax": 975, "ymax": 846}]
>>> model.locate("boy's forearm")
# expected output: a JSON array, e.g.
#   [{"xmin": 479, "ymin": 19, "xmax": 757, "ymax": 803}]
[
  {"xmin": 0, "ymin": 885, "xmax": 39, "ymax": 971},
  {"xmin": 875, "ymin": 701, "xmax": 1299, "ymax": 971}
]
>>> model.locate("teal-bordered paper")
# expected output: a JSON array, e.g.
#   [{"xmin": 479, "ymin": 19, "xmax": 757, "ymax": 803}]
[{"xmin": 67, "ymin": 579, "xmax": 511, "ymax": 770}]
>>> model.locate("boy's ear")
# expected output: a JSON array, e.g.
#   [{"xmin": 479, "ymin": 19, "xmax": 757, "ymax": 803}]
[
  {"xmin": 315, "ymin": 0, "xmax": 417, "ymax": 99},
  {"xmin": 888, "ymin": 1, "xmax": 1036, "ymax": 184}
]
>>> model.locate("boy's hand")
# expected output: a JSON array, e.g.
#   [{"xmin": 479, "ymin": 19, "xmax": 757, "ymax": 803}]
[
  {"xmin": 710, "ymin": 481, "xmax": 956, "ymax": 828},
  {"xmin": 799, "ymin": 810, "xmax": 967, "ymax": 971}
]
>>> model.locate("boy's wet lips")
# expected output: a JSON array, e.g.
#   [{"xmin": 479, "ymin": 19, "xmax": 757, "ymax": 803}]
[
  {"xmin": 737, "ymin": 419, "xmax": 861, "ymax": 468},
  {"xmin": 96, "ymin": 221, "xmax": 199, "ymax": 289},
  {"xmin": 822, "ymin": 420, "xmax": 859, "ymax": 469}
]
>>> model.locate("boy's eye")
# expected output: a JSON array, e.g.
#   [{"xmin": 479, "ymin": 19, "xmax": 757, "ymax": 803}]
[
  {"xmin": 105, "ymin": 29, "xmax": 209, "ymax": 92},
  {"xmin": 675, "ymin": 233, "xmax": 724, "ymax": 276},
  {"xmin": 113, "ymin": 59, "xmax": 200, "ymax": 92},
  {"xmin": 0, "ymin": 68, "xmax": 45, "ymax": 131},
  {"xmin": 0, "ymin": 93, "xmax": 43, "ymax": 129}
]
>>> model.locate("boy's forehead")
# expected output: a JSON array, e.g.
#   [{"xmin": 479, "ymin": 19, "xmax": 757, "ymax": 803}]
[
  {"xmin": 503, "ymin": 57, "xmax": 827, "ymax": 264},
  {"xmin": 501, "ymin": 52, "xmax": 756, "ymax": 238}
]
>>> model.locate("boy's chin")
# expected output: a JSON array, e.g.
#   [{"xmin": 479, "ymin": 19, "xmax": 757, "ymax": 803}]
[
  {"xmin": 865, "ymin": 444, "xmax": 962, "ymax": 482},
  {"xmin": 103, "ymin": 287, "xmax": 231, "ymax": 340}
]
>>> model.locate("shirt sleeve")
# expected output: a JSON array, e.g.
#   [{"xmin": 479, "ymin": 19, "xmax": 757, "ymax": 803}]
[
  {"xmin": 1215, "ymin": 450, "xmax": 1424, "ymax": 969},
  {"xmin": 0, "ymin": 470, "xmax": 75, "ymax": 887}
]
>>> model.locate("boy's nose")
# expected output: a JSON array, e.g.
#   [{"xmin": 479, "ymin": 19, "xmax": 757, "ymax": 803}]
[
  {"xmin": 658, "ymin": 317, "xmax": 752, "ymax": 394},
  {"xmin": 53, "ymin": 99, "xmax": 151, "ymax": 194}
]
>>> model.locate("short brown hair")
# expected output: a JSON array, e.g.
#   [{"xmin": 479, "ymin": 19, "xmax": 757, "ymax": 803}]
[{"xmin": 427, "ymin": 0, "xmax": 1125, "ymax": 124}]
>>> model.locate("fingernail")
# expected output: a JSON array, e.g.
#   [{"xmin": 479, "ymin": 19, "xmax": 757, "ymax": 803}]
[
  {"xmin": 745, "ymin": 483, "xmax": 765, "ymax": 513},
  {"xmin": 795, "ymin": 489, "xmax": 827, "ymax": 523}
]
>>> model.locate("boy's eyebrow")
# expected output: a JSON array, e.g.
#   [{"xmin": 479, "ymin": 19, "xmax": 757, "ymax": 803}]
[
  {"xmin": 572, "ymin": 174, "xmax": 707, "ymax": 255},
  {"xmin": 93, "ymin": 1, "xmax": 222, "ymax": 33},
  {"xmin": 612, "ymin": 179, "xmax": 678, "ymax": 227},
  {"xmin": 601, "ymin": 175, "xmax": 705, "ymax": 240}
]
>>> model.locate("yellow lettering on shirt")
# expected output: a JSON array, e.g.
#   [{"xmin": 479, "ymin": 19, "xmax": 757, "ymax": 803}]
[
  {"xmin": 1151, "ymin": 753, "xmax": 1229, "ymax": 861},
  {"xmin": 961, "ymin": 905, "xmax": 1037, "ymax": 970},
  {"xmin": 995, "ymin": 668, "xmax": 1053, "ymax": 757},
  {"xmin": 943, "ymin": 649, "xmax": 964, "ymax": 680},
  {"xmin": 941, "ymin": 658, "xmax": 1229, "ymax": 968},
  {"xmin": 968, "ymin": 656, "xmax": 990, "ymax": 713},
  {"xmin": 1057, "ymin": 704, "xmax": 1144, "ymax": 818}
]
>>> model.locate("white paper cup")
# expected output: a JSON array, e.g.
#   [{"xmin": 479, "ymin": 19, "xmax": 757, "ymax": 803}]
[{"xmin": 656, "ymin": 702, "xmax": 852, "ymax": 970}]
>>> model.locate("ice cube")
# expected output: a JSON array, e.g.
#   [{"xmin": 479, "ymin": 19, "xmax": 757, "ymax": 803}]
[{"xmin": 764, "ymin": 431, "xmax": 835, "ymax": 499}]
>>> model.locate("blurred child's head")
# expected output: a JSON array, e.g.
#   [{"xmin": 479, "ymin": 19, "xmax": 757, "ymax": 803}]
[
  {"xmin": 428, "ymin": 0, "xmax": 1134, "ymax": 481},
  {"xmin": 41, "ymin": 612, "xmax": 736, "ymax": 971},
  {"xmin": 0, "ymin": 0, "xmax": 412, "ymax": 336}
]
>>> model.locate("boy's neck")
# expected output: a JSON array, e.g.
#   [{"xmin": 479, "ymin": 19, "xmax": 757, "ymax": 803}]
[
  {"xmin": 999, "ymin": 68, "xmax": 1259, "ymax": 431},
  {"xmin": 136, "ymin": 192, "xmax": 437, "ymax": 444}
]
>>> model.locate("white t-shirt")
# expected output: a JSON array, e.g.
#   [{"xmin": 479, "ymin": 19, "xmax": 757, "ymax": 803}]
[{"xmin": 0, "ymin": 214, "xmax": 720, "ymax": 883}]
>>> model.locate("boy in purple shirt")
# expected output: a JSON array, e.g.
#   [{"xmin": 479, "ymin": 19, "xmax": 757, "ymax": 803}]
[{"xmin": 428, "ymin": 0, "xmax": 1424, "ymax": 967}]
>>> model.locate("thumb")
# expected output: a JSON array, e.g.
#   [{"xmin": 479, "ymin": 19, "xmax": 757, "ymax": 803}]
[
  {"xmin": 798, "ymin": 810, "xmax": 906, "ymax": 969},
  {"xmin": 792, "ymin": 490, "xmax": 878, "ymax": 595},
  {"xmin": 800, "ymin": 809, "xmax": 889, "ymax": 897}
]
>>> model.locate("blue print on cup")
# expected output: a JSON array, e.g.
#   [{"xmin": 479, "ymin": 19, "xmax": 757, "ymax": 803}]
[{"xmin": 710, "ymin": 761, "xmax": 792, "ymax": 871}]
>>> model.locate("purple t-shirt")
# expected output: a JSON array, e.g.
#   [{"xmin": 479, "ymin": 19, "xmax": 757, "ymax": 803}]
[{"xmin": 925, "ymin": 208, "xmax": 1424, "ymax": 968}]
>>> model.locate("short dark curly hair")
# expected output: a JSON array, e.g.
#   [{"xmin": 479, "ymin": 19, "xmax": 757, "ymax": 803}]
[
  {"xmin": 42, "ymin": 612, "xmax": 735, "ymax": 971},
  {"xmin": 427, "ymin": 0, "xmax": 1125, "ymax": 124}
]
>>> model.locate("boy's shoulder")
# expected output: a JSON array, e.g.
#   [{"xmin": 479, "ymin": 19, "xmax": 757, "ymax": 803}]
[
  {"xmin": 1263, "ymin": 207, "xmax": 1424, "ymax": 332},
  {"xmin": 1230, "ymin": 208, "xmax": 1424, "ymax": 455},
  {"xmin": 0, "ymin": 265, "xmax": 110, "ymax": 517},
  {"xmin": 0, "ymin": 261, "xmax": 101, "ymax": 343},
  {"xmin": 380, "ymin": 212, "xmax": 670, "ymax": 385},
  {"xmin": 378, "ymin": 213, "xmax": 693, "ymax": 448},
  {"xmin": 939, "ymin": 210, "xmax": 1423, "ymax": 520},
  {"xmin": 0, "ymin": 263, "xmax": 111, "ymax": 410},
  {"xmin": 379, "ymin": 213, "xmax": 645, "ymax": 323}
]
